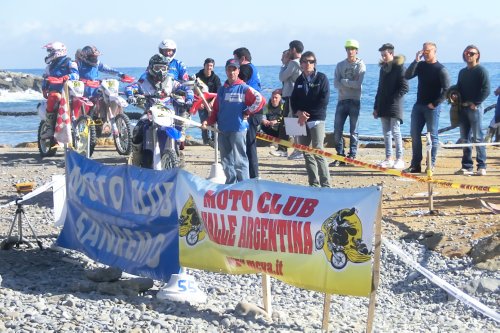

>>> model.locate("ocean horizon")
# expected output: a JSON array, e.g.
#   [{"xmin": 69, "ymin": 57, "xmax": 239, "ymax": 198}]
[{"xmin": 1, "ymin": 63, "xmax": 498, "ymax": 146}]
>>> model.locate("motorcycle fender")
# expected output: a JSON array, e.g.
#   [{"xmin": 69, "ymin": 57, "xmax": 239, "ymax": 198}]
[
  {"xmin": 37, "ymin": 101, "xmax": 47, "ymax": 120},
  {"xmin": 160, "ymin": 126, "xmax": 182, "ymax": 140},
  {"xmin": 109, "ymin": 95, "xmax": 129, "ymax": 108}
]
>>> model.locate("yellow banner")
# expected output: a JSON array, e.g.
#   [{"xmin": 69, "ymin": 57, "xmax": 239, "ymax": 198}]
[{"xmin": 176, "ymin": 171, "xmax": 382, "ymax": 297}]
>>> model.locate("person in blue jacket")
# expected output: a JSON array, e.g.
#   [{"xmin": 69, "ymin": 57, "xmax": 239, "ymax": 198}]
[
  {"xmin": 201, "ymin": 59, "xmax": 265, "ymax": 184},
  {"xmin": 75, "ymin": 45, "xmax": 126, "ymax": 98},
  {"xmin": 158, "ymin": 39, "xmax": 189, "ymax": 82},
  {"xmin": 41, "ymin": 41, "xmax": 79, "ymax": 139}
]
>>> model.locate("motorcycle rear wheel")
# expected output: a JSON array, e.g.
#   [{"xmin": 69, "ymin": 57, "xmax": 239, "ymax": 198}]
[
  {"xmin": 113, "ymin": 113, "xmax": 132, "ymax": 155},
  {"xmin": 73, "ymin": 115, "xmax": 96, "ymax": 157},
  {"xmin": 37, "ymin": 120, "xmax": 57, "ymax": 157},
  {"xmin": 161, "ymin": 148, "xmax": 180, "ymax": 170}
]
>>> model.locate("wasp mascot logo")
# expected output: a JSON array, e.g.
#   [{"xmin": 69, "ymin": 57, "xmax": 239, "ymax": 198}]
[{"xmin": 179, "ymin": 195, "xmax": 206, "ymax": 246}]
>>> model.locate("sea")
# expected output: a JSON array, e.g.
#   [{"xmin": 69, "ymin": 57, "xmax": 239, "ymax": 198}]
[{"xmin": 0, "ymin": 63, "xmax": 498, "ymax": 146}]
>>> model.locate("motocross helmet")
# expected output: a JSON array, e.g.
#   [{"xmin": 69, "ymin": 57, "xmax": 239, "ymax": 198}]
[
  {"xmin": 158, "ymin": 39, "xmax": 177, "ymax": 62},
  {"xmin": 148, "ymin": 54, "xmax": 169, "ymax": 82},
  {"xmin": 43, "ymin": 41, "xmax": 67, "ymax": 64},
  {"xmin": 76, "ymin": 45, "xmax": 101, "ymax": 66}
]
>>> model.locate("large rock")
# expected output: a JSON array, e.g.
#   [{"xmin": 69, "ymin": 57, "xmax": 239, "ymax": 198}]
[
  {"xmin": 0, "ymin": 70, "xmax": 43, "ymax": 93},
  {"xmin": 469, "ymin": 233, "xmax": 500, "ymax": 264}
]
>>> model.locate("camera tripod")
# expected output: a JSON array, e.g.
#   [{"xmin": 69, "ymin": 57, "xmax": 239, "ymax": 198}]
[{"xmin": 1, "ymin": 197, "xmax": 43, "ymax": 250}]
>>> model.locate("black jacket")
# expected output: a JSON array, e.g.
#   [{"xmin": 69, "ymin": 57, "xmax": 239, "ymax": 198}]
[
  {"xmin": 195, "ymin": 69, "xmax": 221, "ymax": 93},
  {"xmin": 290, "ymin": 71, "xmax": 330, "ymax": 121},
  {"xmin": 374, "ymin": 55, "xmax": 409, "ymax": 123}
]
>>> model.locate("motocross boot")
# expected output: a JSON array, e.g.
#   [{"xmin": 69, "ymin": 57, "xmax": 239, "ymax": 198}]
[{"xmin": 41, "ymin": 112, "xmax": 57, "ymax": 139}]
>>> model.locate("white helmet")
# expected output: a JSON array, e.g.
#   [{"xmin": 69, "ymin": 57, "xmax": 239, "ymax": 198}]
[
  {"xmin": 43, "ymin": 41, "xmax": 67, "ymax": 64},
  {"xmin": 158, "ymin": 39, "xmax": 177, "ymax": 62}
]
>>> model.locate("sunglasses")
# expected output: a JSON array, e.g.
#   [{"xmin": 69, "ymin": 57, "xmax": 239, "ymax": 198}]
[
  {"xmin": 301, "ymin": 59, "xmax": 316, "ymax": 64},
  {"xmin": 345, "ymin": 47, "xmax": 357, "ymax": 51},
  {"xmin": 465, "ymin": 51, "xmax": 478, "ymax": 57}
]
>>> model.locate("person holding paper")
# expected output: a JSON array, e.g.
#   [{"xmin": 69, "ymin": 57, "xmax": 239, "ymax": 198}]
[{"xmin": 290, "ymin": 51, "xmax": 331, "ymax": 187}]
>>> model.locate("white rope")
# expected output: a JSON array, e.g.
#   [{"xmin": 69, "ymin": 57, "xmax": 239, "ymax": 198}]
[{"xmin": 383, "ymin": 238, "xmax": 500, "ymax": 323}]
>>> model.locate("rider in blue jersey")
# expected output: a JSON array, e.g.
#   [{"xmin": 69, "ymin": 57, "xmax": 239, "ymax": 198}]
[
  {"xmin": 158, "ymin": 39, "xmax": 189, "ymax": 82},
  {"xmin": 75, "ymin": 45, "xmax": 126, "ymax": 98},
  {"xmin": 41, "ymin": 41, "xmax": 79, "ymax": 139}
]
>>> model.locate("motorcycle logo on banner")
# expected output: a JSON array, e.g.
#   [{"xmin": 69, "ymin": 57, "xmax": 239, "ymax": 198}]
[
  {"xmin": 314, "ymin": 207, "xmax": 371, "ymax": 270},
  {"xmin": 179, "ymin": 195, "xmax": 206, "ymax": 246}
]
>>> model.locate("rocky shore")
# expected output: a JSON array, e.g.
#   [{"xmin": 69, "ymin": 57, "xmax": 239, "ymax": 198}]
[
  {"xmin": 0, "ymin": 145, "xmax": 498, "ymax": 332},
  {"xmin": 0, "ymin": 70, "xmax": 43, "ymax": 93}
]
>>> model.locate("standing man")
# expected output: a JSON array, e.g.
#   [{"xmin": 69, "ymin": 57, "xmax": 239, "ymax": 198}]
[
  {"xmin": 454, "ymin": 45, "xmax": 490, "ymax": 176},
  {"xmin": 202, "ymin": 59, "xmax": 265, "ymax": 184},
  {"xmin": 278, "ymin": 40, "xmax": 304, "ymax": 160},
  {"xmin": 404, "ymin": 42, "xmax": 450, "ymax": 173},
  {"xmin": 195, "ymin": 58, "xmax": 221, "ymax": 145},
  {"xmin": 291, "ymin": 51, "xmax": 331, "ymax": 188},
  {"xmin": 331, "ymin": 39, "xmax": 366, "ymax": 167},
  {"xmin": 233, "ymin": 47, "xmax": 263, "ymax": 179}
]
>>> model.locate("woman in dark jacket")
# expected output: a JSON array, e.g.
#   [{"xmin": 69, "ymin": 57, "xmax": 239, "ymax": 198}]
[
  {"xmin": 373, "ymin": 43, "xmax": 409, "ymax": 169},
  {"xmin": 290, "ymin": 51, "xmax": 331, "ymax": 187}
]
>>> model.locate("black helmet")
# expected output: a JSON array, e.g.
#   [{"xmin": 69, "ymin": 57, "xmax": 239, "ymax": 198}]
[
  {"xmin": 76, "ymin": 45, "xmax": 100, "ymax": 66},
  {"xmin": 148, "ymin": 54, "xmax": 169, "ymax": 82}
]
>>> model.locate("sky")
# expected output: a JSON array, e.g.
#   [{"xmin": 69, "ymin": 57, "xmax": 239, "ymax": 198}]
[{"xmin": 2, "ymin": 0, "xmax": 500, "ymax": 69}]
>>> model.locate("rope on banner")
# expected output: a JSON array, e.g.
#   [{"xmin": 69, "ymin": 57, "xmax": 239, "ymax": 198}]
[
  {"xmin": 383, "ymin": 238, "xmax": 500, "ymax": 323},
  {"xmin": 256, "ymin": 133, "xmax": 500, "ymax": 193}
]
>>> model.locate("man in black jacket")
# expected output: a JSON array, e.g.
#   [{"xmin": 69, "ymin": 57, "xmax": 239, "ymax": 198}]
[
  {"xmin": 290, "ymin": 51, "xmax": 331, "ymax": 187},
  {"xmin": 195, "ymin": 58, "xmax": 221, "ymax": 145}
]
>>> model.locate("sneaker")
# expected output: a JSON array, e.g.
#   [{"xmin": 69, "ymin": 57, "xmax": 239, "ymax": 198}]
[
  {"xmin": 269, "ymin": 150, "xmax": 287, "ymax": 157},
  {"xmin": 329, "ymin": 160, "xmax": 346, "ymax": 167},
  {"xmin": 476, "ymin": 168, "xmax": 487, "ymax": 176},
  {"xmin": 403, "ymin": 166, "xmax": 422, "ymax": 174},
  {"xmin": 392, "ymin": 159, "xmax": 405, "ymax": 169},
  {"xmin": 454, "ymin": 168, "xmax": 474, "ymax": 175},
  {"xmin": 378, "ymin": 159, "xmax": 394, "ymax": 168},
  {"xmin": 287, "ymin": 150, "xmax": 304, "ymax": 160}
]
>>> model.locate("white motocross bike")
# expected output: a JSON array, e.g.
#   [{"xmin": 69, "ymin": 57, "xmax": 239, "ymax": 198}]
[{"xmin": 84, "ymin": 77, "xmax": 134, "ymax": 155}]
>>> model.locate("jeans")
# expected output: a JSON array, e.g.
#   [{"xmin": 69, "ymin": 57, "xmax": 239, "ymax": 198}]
[
  {"xmin": 246, "ymin": 113, "xmax": 263, "ymax": 179},
  {"xmin": 298, "ymin": 121, "xmax": 331, "ymax": 187},
  {"xmin": 380, "ymin": 117, "xmax": 403, "ymax": 159},
  {"xmin": 409, "ymin": 104, "xmax": 441, "ymax": 167},
  {"xmin": 333, "ymin": 99, "xmax": 360, "ymax": 157},
  {"xmin": 218, "ymin": 130, "xmax": 249, "ymax": 184},
  {"xmin": 275, "ymin": 97, "xmax": 291, "ymax": 152},
  {"xmin": 459, "ymin": 105, "xmax": 486, "ymax": 170},
  {"xmin": 198, "ymin": 108, "xmax": 213, "ymax": 143}
]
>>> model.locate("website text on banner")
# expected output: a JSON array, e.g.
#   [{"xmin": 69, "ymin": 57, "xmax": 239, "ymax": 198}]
[
  {"xmin": 56, "ymin": 150, "xmax": 180, "ymax": 282},
  {"xmin": 176, "ymin": 172, "xmax": 382, "ymax": 297}
]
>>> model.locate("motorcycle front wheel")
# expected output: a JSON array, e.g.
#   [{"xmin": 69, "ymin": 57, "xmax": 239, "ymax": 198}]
[
  {"xmin": 37, "ymin": 120, "xmax": 57, "ymax": 157},
  {"xmin": 73, "ymin": 115, "xmax": 96, "ymax": 157},
  {"xmin": 113, "ymin": 113, "xmax": 132, "ymax": 155},
  {"xmin": 186, "ymin": 229, "xmax": 199, "ymax": 246},
  {"xmin": 330, "ymin": 251, "xmax": 348, "ymax": 270},
  {"xmin": 160, "ymin": 148, "xmax": 180, "ymax": 170}
]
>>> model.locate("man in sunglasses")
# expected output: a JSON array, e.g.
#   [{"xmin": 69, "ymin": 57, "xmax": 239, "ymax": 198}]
[
  {"xmin": 290, "ymin": 51, "xmax": 331, "ymax": 188},
  {"xmin": 454, "ymin": 45, "xmax": 490, "ymax": 176},
  {"xmin": 404, "ymin": 42, "xmax": 450, "ymax": 174}
]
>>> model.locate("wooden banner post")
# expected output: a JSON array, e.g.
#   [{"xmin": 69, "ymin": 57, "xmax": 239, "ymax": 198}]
[{"xmin": 262, "ymin": 274, "xmax": 272, "ymax": 317}]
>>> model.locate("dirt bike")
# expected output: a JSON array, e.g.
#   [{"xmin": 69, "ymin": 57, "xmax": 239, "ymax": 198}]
[
  {"xmin": 130, "ymin": 94, "xmax": 187, "ymax": 170},
  {"xmin": 82, "ymin": 75, "xmax": 135, "ymax": 155},
  {"xmin": 37, "ymin": 77, "xmax": 96, "ymax": 157}
]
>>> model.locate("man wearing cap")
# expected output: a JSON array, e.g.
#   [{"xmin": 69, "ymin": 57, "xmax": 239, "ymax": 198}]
[
  {"xmin": 331, "ymin": 39, "xmax": 366, "ymax": 167},
  {"xmin": 404, "ymin": 41, "xmax": 450, "ymax": 173},
  {"xmin": 202, "ymin": 59, "xmax": 265, "ymax": 184}
]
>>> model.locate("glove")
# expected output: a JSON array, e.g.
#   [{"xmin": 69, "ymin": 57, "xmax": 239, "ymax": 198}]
[
  {"xmin": 61, "ymin": 75, "xmax": 70, "ymax": 81},
  {"xmin": 127, "ymin": 96, "xmax": 137, "ymax": 105}
]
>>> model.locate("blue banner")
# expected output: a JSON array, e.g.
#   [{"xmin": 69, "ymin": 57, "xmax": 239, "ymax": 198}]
[{"xmin": 56, "ymin": 150, "xmax": 180, "ymax": 282}]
